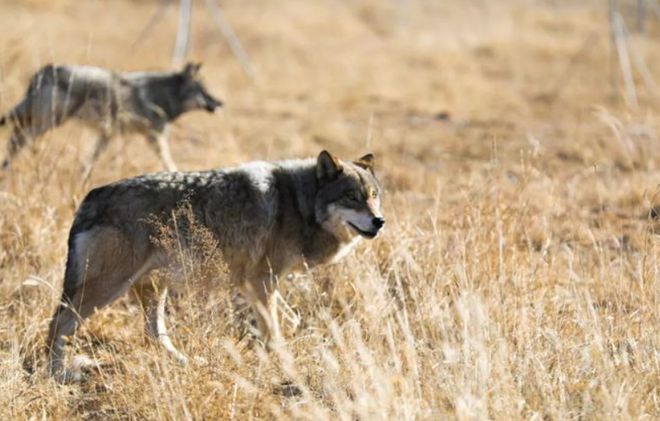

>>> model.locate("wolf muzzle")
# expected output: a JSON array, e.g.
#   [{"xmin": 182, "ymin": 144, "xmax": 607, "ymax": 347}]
[
  {"xmin": 348, "ymin": 216, "xmax": 385, "ymax": 239},
  {"xmin": 205, "ymin": 97, "xmax": 223, "ymax": 113}
]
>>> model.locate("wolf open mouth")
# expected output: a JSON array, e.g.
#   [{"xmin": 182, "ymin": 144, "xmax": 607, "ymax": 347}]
[{"xmin": 347, "ymin": 222, "xmax": 378, "ymax": 239}]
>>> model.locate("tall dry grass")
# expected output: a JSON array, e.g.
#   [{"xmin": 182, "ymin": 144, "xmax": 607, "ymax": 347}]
[{"xmin": 0, "ymin": 0, "xmax": 659, "ymax": 419}]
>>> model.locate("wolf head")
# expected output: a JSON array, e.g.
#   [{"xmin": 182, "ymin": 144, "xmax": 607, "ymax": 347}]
[
  {"xmin": 315, "ymin": 150, "xmax": 385, "ymax": 241},
  {"xmin": 179, "ymin": 63, "xmax": 223, "ymax": 113}
]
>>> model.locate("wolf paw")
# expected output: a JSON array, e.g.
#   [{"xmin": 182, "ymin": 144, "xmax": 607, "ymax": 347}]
[
  {"xmin": 52, "ymin": 368, "xmax": 84, "ymax": 384},
  {"xmin": 52, "ymin": 355, "xmax": 101, "ymax": 384},
  {"xmin": 192, "ymin": 356, "xmax": 207, "ymax": 366}
]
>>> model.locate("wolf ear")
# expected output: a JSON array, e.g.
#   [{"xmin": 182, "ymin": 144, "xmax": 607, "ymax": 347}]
[
  {"xmin": 317, "ymin": 150, "xmax": 343, "ymax": 181},
  {"xmin": 354, "ymin": 153, "xmax": 375, "ymax": 171},
  {"xmin": 183, "ymin": 62, "xmax": 202, "ymax": 78}
]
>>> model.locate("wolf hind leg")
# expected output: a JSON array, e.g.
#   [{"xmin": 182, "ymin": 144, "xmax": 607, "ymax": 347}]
[
  {"xmin": 48, "ymin": 265, "xmax": 158, "ymax": 381},
  {"xmin": 46, "ymin": 271, "xmax": 133, "ymax": 382},
  {"xmin": 134, "ymin": 279, "xmax": 196, "ymax": 365},
  {"xmin": 47, "ymin": 304, "xmax": 79, "ymax": 382},
  {"xmin": 81, "ymin": 131, "xmax": 111, "ymax": 182},
  {"xmin": 47, "ymin": 229, "xmax": 156, "ymax": 382},
  {"xmin": 47, "ymin": 285, "xmax": 119, "ymax": 382}
]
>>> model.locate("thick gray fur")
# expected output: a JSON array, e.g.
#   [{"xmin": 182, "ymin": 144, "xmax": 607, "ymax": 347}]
[{"xmin": 47, "ymin": 150, "xmax": 385, "ymax": 381}]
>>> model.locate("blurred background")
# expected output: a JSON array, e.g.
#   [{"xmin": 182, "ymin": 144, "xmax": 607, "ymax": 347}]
[{"xmin": 1, "ymin": 1, "xmax": 658, "ymax": 176}]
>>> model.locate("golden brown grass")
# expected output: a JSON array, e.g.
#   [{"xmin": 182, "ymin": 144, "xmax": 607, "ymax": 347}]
[{"xmin": 1, "ymin": 0, "xmax": 659, "ymax": 419}]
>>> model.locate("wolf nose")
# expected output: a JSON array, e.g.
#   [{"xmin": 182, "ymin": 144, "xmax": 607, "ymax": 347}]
[{"xmin": 372, "ymin": 217, "xmax": 385, "ymax": 230}]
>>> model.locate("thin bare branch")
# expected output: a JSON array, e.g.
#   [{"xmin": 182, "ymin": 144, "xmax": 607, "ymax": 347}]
[
  {"xmin": 612, "ymin": 10, "xmax": 638, "ymax": 107},
  {"xmin": 203, "ymin": 0, "xmax": 256, "ymax": 79},
  {"xmin": 172, "ymin": 0, "xmax": 193, "ymax": 67},
  {"xmin": 132, "ymin": 0, "xmax": 174, "ymax": 49}
]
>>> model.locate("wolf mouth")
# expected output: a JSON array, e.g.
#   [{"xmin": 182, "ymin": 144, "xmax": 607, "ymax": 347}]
[
  {"xmin": 347, "ymin": 222, "xmax": 378, "ymax": 239},
  {"xmin": 205, "ymin": 101, "xmax": 222, "ymax": 112}
]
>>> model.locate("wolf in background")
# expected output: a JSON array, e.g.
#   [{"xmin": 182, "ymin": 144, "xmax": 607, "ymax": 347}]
[{"xmin": 0, "ymin": 62, "xmax": 222, "ymax": 178}]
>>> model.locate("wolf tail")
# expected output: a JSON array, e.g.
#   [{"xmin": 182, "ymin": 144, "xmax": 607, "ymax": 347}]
[
  {"xmin": 0, "ymin": 100, "xmax": 31, "ymax": 128},
  {"xmin": 46, "ymin": 221, "xmax": 85, "ymax": 361},
  {"xmin": 50, "ymin": 226, "xmax": 83, "ymax": 322},
  {"xmin": 52, "ymin": 187, "xmax": 103, "ymax": 317},
  {"xmin": 61, "ymin": 231, "xmax": 81, "ymax": 306}
]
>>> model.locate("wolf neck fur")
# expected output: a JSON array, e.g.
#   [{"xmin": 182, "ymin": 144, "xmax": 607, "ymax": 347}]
[
  {"xmin": 138, "ymin": 74, "xmax": 185, "ymax": 121},
  {"xmin": 273, "ymin": 161, "xmax": 344, "ymax": 265}
]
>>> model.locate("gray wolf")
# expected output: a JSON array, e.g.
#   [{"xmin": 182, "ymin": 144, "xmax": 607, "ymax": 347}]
[
  {"xmin": 0, "ymin": 62, "xmax": 222, "ymax": 178},
  {"xmin": 47, "ymin": 150, "xmax": 385, "ymax": 381}
]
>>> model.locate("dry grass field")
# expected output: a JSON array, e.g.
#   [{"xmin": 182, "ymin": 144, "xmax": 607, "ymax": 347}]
[{"xmin": 0, "ymin": 0, "xmax": 659, "ymax": 419}]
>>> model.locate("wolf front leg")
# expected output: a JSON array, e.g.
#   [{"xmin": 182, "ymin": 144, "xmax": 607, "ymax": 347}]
[
  {"xmin": 146, "ymin": 126, "xmax": 177, "ymax": 172},
  {"xmin": 81, "ymin": 131, "xmax": 111, "ymax": 182},
  {"xmin": 240, "ymin": 276, "xmax": 282, "ymax": 349},
  {"xmin": 133, "ymin": 277, "xmax": 206, "ymax": 366}
]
